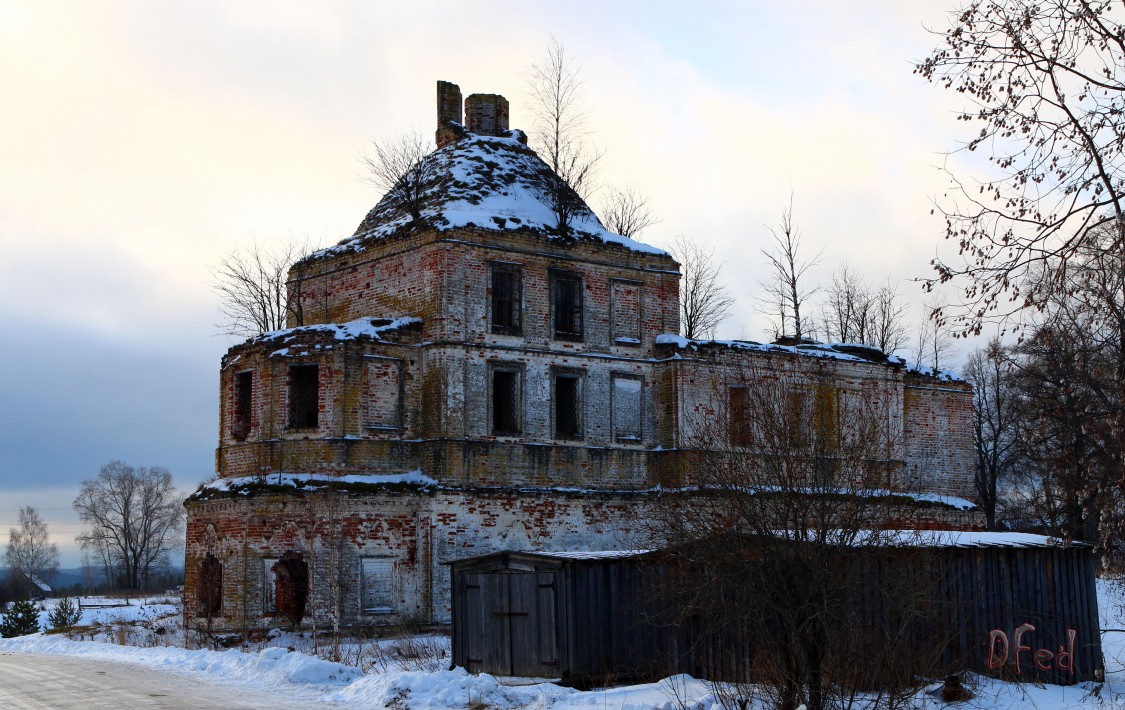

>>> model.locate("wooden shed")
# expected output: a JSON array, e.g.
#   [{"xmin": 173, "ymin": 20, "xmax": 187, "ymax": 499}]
[
  {"xmin": 448, "ymin": 533, "xmax": 1103, "ymax": 687},
  {"xmin": 449, "ymin": 550, "xmax": 666, "ymax": 685}
]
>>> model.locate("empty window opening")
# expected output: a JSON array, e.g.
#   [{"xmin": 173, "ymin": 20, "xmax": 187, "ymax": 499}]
[
  {"xmin": 490, "ymin": 265, "xmax": 522, "ymax": 335},
  {"xmin": 729, "ymin": 386, "xmax": 750, "ymax": 447},
  {"xmin": 611, "ymin": 280, "xmax": 642, "ymax": 345},
  {"xmin": 551, "ymin": 271, "xmax": 583, "ymax": 341},
  {"xmin": 233, "ymin": 371, "xmax": 252, "ymax": 441},
  {"xmin": 269, "ymin": 553, "xmax": 309, "ymax": 626},
  {"xmin": 838, "ymin": 389, "xmax": 863, "ymax": 448},
  {"xmin": 492, "ymin": 368, "xmax": 521, "ymax": 435},
  {"xmin": 787, "ymin": 390, "xmax": 810, "ymax": 448},
  {"xmin": 197, "ymin": 553, "xmax": 222, "ymax": 618},
  {"xmin": 361, "ymin": 558, "xmax": 395, "ymax": 615},
  {"xmin": 613, "ymin": 376, "xmax": 643, "ymax": 442},
  {"xmin": 288, "ymin": 364, "xmax": 319, "ymax": 429},
  {"xmin": 554, "ymin": 374, "xmax": 583, "ymax": 439}
]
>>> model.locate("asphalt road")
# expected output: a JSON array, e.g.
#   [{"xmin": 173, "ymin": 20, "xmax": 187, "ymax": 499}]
[{"xmin": 0, "ymin": 652, "xmax": 335, "ymax": 709}]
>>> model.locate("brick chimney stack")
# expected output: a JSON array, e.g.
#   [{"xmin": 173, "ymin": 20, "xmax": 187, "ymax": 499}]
[
  {"xmin": 436, "ymin": 80, "xmax": 464, "ymax": 148},
  {"xmin": 464, "ymin": 94, "xmax": 509, "ymax": 137}
]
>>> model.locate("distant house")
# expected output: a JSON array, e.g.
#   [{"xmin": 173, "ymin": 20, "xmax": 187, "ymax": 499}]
[
  {"xmin": 5, "ymin": 570, "xmax": 52, "ymax": 600},
  {"xmin": 183, "ymin": 81, "xmax": 981, "ymax": 633}
]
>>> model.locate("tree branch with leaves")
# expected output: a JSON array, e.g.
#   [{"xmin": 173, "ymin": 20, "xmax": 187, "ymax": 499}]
[{"xmin": 918, "ymin": 0, "xmax": 1125, "ymax": 333}]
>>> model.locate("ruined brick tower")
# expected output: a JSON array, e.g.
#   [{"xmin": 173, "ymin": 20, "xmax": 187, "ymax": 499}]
[{"xmin": 183, "ymin": 82, "xmax": 980, "ymax": 631}]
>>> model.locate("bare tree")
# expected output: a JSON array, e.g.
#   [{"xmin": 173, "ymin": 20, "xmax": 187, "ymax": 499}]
[
  {"xmin": 73, "ymin": 461, "xmax": 184, "ymax": 590},
  {"xmin": 820, "ymin": 264, "xmax": 870, "ymax": 344},
  {"xmin": 918, "ymin": 0, "xmax": 1125, "ymax": 549},
  {"xmin": 669, "ymin": 234, "xmax": 735, "ymax": 339},
  {"xmin": 869, "ymin": 278, "xmax": 909, "ymax": 354},
  {"xmin": 911, "ymin": 301, "xmax": 956, "ymax": 372},
  {"xmin": 304, "ymin": 487, "xmax": 350, "ymax": 661},
  {"xmin": 361, "ymin": 131, "xmax": 439, "ymax": 223},
  {"xmin": 820, "ymin": 267, "xmax": 909, "ymax": 354},
  {"xmin": 917, "ymin": 0, "xmax": 1125, "ymax": 335},
  {"xmin": 760, "ymin": 197, "xmax": 820, "ymax": 341},
  {"xmin": 993, "ymin": 223, "xmax": 1125, "ymax": 544},
  {"xmin": 599, "ymin": 185, "xmax": 658, "ymax": 240},
  {"xmin": 5, "ymin": 506, "xmax": 59, "ymax": 590},
  {"xmin": 646, "ymin": 360, "xmax": 941, "ymax": 710},
  {"xmin": 1006, "ymin": 325, "xmax": 1113, "ymax": 542},
  {"xmin": 963, "ymin": 340, "xmax": 1023, "ymax": 530},
  {"xmin": 212, "ymin": 238, "xmax": 314, "ymax": 339},
  {"xmin": 527, "ymin": 37, "xmax": 603, "ymax": 235}
]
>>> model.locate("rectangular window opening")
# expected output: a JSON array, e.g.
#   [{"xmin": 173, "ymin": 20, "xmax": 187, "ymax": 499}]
[
  {"xmin": 233, "ymin": 371, "xmax": 253, "ymax": 441},
  {"xmin": 492, "ymin": 368, "xmax": 521, "ymax": 435},
  {"xmin": 551, "ymin": 271, "xmax": 583, "ymax": 341},
  {"xmin": 361, "ymin": 558, "xmax": 394, "ymax": 615},
  {"xmin": 288, "ymin": 364, "xmax": 319, "ymax": 429},
  {"xmin": 366, "ymin": 358, "xmax": 403, "ymax": 430},
  {"xmin": 611, "ymin": 280, "xmax": 642, "ymax": 345},
  {"xmin": 613, "ymin": 376, "xmax": 643, "ymax": 442},
  {"xmin": 787, "ymin": 390, "xmax": 809, "ymax": 448},
  {"xmin": 197, "ymin": 554, "xmax": 223, "ymax": 617},
  {"xmin": 730, "ymin": 387, "xmax": 750, "ymax": 447},
  {"xmin": 554, "ymin": 374, "xmax": 583, "ymax": 439},
  {"xmin": 490, "ymin": 265, "xmax": 522, "ymax": 335}
]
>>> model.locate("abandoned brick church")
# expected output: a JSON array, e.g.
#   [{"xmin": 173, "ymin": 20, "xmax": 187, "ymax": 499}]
[{"xmin": 183, "ymin": 82, "xmax": 981, "ymax": 631}]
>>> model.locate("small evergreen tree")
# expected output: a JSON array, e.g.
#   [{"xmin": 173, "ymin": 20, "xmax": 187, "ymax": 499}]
[
  {"xmin": 0, "ymin": 598, "xmax": 40, "ymax": 637},
  {"xmin": 47, "ymin": 597, "xmax": 81, "ymax": 631}
]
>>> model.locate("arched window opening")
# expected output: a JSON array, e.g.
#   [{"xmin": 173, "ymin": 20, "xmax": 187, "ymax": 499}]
[
  {"xmin": 197, "ymin": 553, "xmax": 222, "ymax": 618},
  {"xmin": 271, "ymin": 552, "xmax": 309, "ymax": 626}
]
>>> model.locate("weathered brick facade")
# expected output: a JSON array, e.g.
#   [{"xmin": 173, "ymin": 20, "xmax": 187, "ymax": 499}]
[{"xmin": 184, "ymin": 81, "xmax": 982, "ymax": 632}]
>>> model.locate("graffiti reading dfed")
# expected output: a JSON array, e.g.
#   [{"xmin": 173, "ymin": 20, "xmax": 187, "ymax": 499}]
[{"xmin": 987, "ymin": 624, "xmax": 1077, "ymax": 676}]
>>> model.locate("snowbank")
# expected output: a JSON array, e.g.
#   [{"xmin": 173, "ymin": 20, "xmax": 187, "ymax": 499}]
[{"xmin": 5, "ymin": 581, "xmax": 1125, "ymax": 708}]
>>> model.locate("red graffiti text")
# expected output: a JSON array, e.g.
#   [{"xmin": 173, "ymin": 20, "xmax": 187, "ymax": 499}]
[{"xmin": 987, "ymin": 624, "xmax": 1076, "ymax": 676}]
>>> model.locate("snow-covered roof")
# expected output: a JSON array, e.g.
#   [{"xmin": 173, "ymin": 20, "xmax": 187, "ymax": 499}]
[
  {"xmin": 655, "ymin": 334, "xmax": 905, "ymax": 365},
  {"xmin": 654, "ymin": 334, "xmax": 967, "ymax": 382},
  {"xmin": 225, "ymin": 317, "xmax": 421, "ymax": 361},
  {"xmin": 252, "ymin": 317, "xmax": 421, "ymax": 345},
  {"xmin": 902, "ymin": 361, "xmax": 964, "ymax": 382},
  {"xmin": 449, "ymin": 532, "xmax": 1084, "ymax": 569},
  {"xmin": 445, "ymin": 549, "xmax": 652, "ymax": 567},
  {"xmin": 315, "ymin": 131, "xmax": 667, "ymax": 258},
  {"xmin": 859, "ymin": 530, "xmax": 1089, "ymax": 549},
  {"xmin": 190, "ymin": 471, "xmax": 437, "ymax": 501},
  {"xmin": 521, "ymin": 550, "xmax": 651, "ymax": 560}
]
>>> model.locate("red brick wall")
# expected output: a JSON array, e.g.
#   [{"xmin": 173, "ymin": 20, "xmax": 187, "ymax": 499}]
[{"xmin": 184, "ymin": 488, "xmax": 985, "ymax": 631}]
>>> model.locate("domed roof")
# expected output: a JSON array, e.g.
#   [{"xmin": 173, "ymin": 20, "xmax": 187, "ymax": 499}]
[{"xmin": 317, "ymin": 130, "xmax": 666, "ymax": 258}]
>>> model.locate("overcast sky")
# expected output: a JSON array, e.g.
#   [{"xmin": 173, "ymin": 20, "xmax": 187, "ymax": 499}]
[{"xmin": 0, "ymin": 0, "xmax": 989, "ymax": 566}]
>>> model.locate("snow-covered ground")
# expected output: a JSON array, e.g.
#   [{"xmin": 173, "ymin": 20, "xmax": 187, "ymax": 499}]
[{"xmin": 4, "ymin": 586, "xmax": 1125, "ymax": 708}]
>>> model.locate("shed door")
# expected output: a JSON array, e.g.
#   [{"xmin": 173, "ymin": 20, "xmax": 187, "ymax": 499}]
[
  {"xmin": 509, "ymin": 571, "xmax": 559, "ymax": 677},
  {"xmin": 463, "ymin": 572, "xmax": 510, "ymax": 674},
  {"xmin": 461, "ymin": 570, "xmax": 558, "ymax": 677}
]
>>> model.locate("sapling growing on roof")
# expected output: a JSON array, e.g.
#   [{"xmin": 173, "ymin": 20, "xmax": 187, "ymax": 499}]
[{"xmin": 526, "ymin": 38, "xmax": 603, "ymax": 236}]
